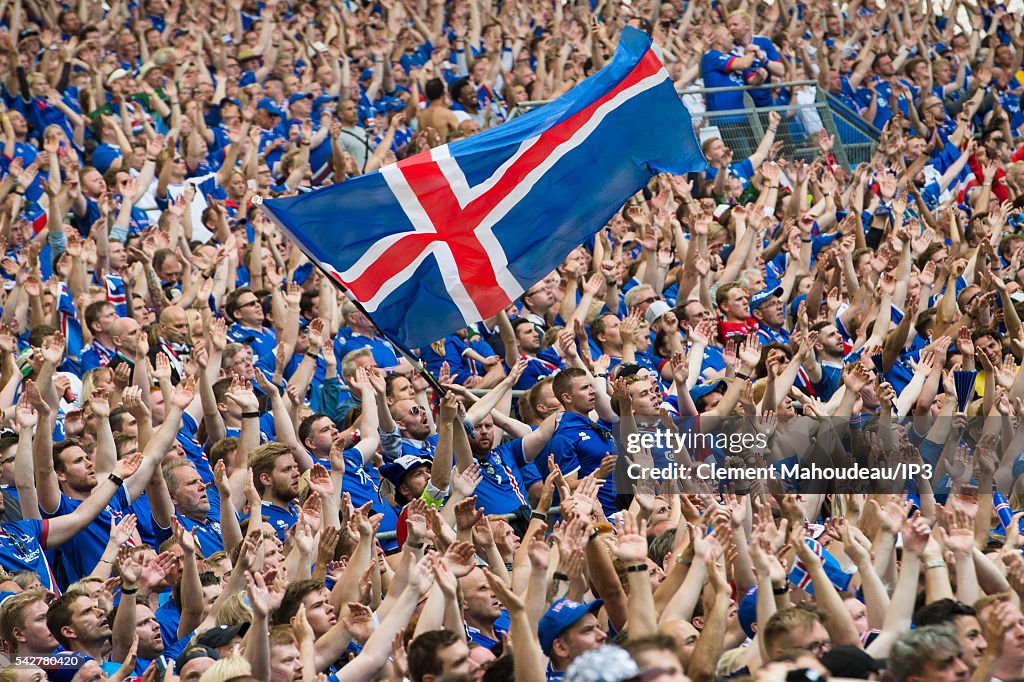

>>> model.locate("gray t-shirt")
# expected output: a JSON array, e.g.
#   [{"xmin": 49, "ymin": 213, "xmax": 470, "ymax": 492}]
[{"xmin": 338, "ymin": 125, "xmax": 374, "ymax": 172}]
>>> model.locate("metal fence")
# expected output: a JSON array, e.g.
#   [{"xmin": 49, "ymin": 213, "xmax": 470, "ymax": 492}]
[{"xmin": 509, "ymin": 80, "xmax": 880, "ymax": 170}]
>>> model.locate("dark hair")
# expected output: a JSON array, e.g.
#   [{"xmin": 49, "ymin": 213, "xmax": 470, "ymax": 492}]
[
  {"xmin": 209, "ymin": 437, "xmax": 240, "ymax": 470},
  {"xmin": 299, "ymin": 290, "xmax": 319, "ymax": 316},
  {"xmin": 298, "ymin": 413, "xmax": 331, "ymax": 449},
  {"xmin": 480, "ymin": 655, "xmax": 514, "ymax": 682},
  {"xmin": 425, "ymin": 78, "xmax": 446, "ymax": 101},
  {"xmin": 84, "ymin": 300, "xmax": 115, "ymax": 335},
  {"xmin": 46, "ymin": 589, "xmax": 89, "ymax": 649},
  {"xmin": 449, "ymin": 78, "xmax": 472, "ymax": 102},
  {"xmin": 511, "ymin": 317, "xmax": 537, "ymax": 338},
  {"xmin": 915, "ymin": 598, "xmax": 977, "ymax": 627},
  {"xmin": 648, "ymin": 529, "xmax": 677, "ymax": 567},
  {"xmin": 552, "ymin": 367, "xmax": 588, "ymax": 406},
  {"xmin": 173, "ymin": 571, "xmax": 219, "ymax": 610},
  {"xmin": 409, "ymin": 630, "xmax": 465, "ymax": 682},
  {"xmin": 27, "ymin": 325, "xmax": 58, "ymax": 349},
  {"xmin": 225, "ymin": 287, "xmax": 254, "ymax": 322},
  {"xmin": 273, "ymin": 579, "xmax": 324, "ymax": 626},
  {"xmin": 109, "ymin": 406, "xmax": 130, "ymax": 433},
  {"xmin": 52, "ymin": 439, "xmax": 85, "ymax": 473}
]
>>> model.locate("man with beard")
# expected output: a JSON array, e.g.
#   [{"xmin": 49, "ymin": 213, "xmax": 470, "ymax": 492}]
[
  {"xmin": 46, "ymin": 589, "xmax": 116, "ymax": 666},
  {"xmin": 148, "ymin": 305, "xmax": 191, "ymax": 384},
  {"xmin": 392, "ymin": 395, "xmax": 439, "ymax": 460},
  {"xmin": 510, "ymin": 318, "xmax": 561, "ymax": 391},
  {"xmin": 0, "ymin": 449, "xmax": 142, "ymax": 592},
  {"xmin": 158, "ymin": 460, "xmax": 227, "ymax": 555},
  {"xmin": 35, "ymin": 375, "xmax": 192, "ymax": 586},
  {"xmin": 247, "ymin": 443, "xmax": 300, "ymax": 541},
  {"xmin": 465, "ymin": 411, "xmax": 556, "ymax": 519},
  {"xmin": 805, "ymin": 321, "xmax": 848, "ymax": 401}
]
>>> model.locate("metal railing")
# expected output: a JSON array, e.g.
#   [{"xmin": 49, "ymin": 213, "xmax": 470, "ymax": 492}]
[{"xmin": 509, "ymin": 81, "xmax": 880, "ymax": 170}]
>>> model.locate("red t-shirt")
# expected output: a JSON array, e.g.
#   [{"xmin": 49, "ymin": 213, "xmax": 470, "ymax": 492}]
[{"xmin": 717, "ymin": 318, "xmax": 758, "ymax": 343}]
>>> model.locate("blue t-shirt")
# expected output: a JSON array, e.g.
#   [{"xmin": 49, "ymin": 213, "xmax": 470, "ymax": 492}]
[
  {"xmin": 0, "ymin": 520, "xmax": 58, "ymax": 591},
  {"xmin": 472, "ymin": 440, "xmax": 531, "ymax": 515},
  {"xmin": 46, "ymin": 488, "xmax": 132, "ymax": 585},
  {"xmin": 704, "ymin": 159, "xmax": 756, "ymax": 190},
  {"xmin": 700, "ymin": 50, "xmax": 747, "ymax": 122},
  {"xmin": 91, "ymin": 142, "xmax": 123, "ymax": 174},
  {"xmin": 541, "ymin": 413, "xmax": 618, "ymax": 516},
  {"xmin": 740, "ymin": 36, "xmax": 783, "ymax": 107},
  {"xmin": 337, "ymin": 448, "xmax": 398, "ymax": 548},
  {"xmin": 258, "ymin": 501, "xmax": 299, "ymax": 542},
  {"xmin": 228, "ymin": 323, "xmax": 278, "ymax": 374},
  {"xmin": 512, "ymin": 355, "xmax": 561, "ymax": 391},
  {"xmin": 176, "ymin": 513, "xmax": 225, "ymax": 556},
  {"xmin": 154, "ymin": 600, "xmax": 182, "ymax": 649}
]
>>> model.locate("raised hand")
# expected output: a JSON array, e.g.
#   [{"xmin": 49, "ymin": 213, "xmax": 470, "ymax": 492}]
[
  {"xmin": 611, "ymin": 510, "xmax": 648, "ymax": 563},
  {"xmin": 113, "ymin": 452, "xmax": 143, "ymax": 480}
]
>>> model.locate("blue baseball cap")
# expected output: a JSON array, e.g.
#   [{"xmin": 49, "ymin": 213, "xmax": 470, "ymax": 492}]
[
  {"xmin": 239, "ymin": 71, "xmax": 257, "ymax": 87},
  {"xmin": 313, "ymin": 94, "xmax": 339, "ymax": 113},
  {"xmin": 539, "ymin": 599, "xmax": 604, "ymax": 655},
  {"xmin": 749, "ymin": 286, "xmax": 784, "ymax": 314},
  {"xmin": 789, "ymin": 293, "xmax": 808, "ymax": 320},
  {"xmin": 737, "ymin": 585, "xmax": 758, "ymax": 638},
  {"xmin": 689, "ymin": 380, "xmax": 727, "ymax": 404},
  {"xmin": 288, "ymin": 91, "xmax": 313, "ymax": 106},
  {"xmin": 220, "ymin": 97, "xmax": 242, "ymax": 110},
  {"xmin": 380, "ymin": 454, "xmax": 431, "ymax": 486},
  {"xmin": 257, "ymin": 98, "xmax": 285, "ymax": 118}
]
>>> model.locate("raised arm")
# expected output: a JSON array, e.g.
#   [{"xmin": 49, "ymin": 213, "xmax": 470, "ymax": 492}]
[
  {"xmin": 25, "ymin": 380, "xmax": 60, "ymax": 514},
  {"xmin": 124, "ymin": 377, "xmax": 196, "ymax": 502},
  {"xmin": 45, "ymin": 453, "xmax": 143, "ymax": 548}
]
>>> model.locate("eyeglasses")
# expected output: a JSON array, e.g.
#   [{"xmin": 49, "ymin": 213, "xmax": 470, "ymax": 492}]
[
  {"xmin": 796, "ymin": 641, "xmax": 832, "ymax": 656},
  {"xmin": 638, "ymin": 296, "xmax": 659, "ymax": 306},
  {"xmin": 237, "ymin": 299, "xmax": 261, "ymax": 309}
]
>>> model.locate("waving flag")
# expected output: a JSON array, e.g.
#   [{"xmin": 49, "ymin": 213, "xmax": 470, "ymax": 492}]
[
  {"xmin": 788, "ymin": 538, "xmax": 854, "ymax": 595},
  {"xmin": 261, "ymin": 28, "xmax": 707, "ymax": 348},
  {"xmin": 57, "ymin": 282, "xmax": 83, "ymax": 373}
]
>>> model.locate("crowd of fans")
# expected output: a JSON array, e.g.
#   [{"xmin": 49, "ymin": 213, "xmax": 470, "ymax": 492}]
[{"xmin": 0, "ymin": 0, "xmax": 1023, "ymax": 681}]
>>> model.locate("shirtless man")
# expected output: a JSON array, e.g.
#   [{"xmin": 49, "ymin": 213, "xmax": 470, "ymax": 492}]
[{"xmin": 418, "ymin": 78, "xmax": 459, "ymax": 141}]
